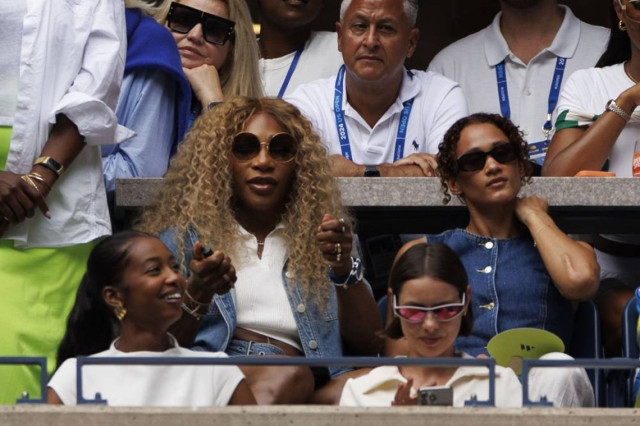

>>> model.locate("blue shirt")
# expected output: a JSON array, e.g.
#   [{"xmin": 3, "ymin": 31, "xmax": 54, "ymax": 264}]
[{"xmin": 428, "ymin": 229, "xmax": 574, "ymax": 356}]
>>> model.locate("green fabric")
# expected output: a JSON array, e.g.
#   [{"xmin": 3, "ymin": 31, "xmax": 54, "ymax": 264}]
[
  {"xmin": 0, "ymin": 126, "xmax": 11, "ymax": 171},
  {"xmin": 0, "ymin": 240, "xmax": 93, "ymax": 404}
]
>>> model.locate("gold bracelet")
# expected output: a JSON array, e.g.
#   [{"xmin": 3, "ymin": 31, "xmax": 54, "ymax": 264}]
[
  {"xmin": 27, "ymin": 172, "xmax": 51, "ymax": 192},
  {"xmin": 20, "ymin": 175, "xmax": 44, "ymax": 198}
]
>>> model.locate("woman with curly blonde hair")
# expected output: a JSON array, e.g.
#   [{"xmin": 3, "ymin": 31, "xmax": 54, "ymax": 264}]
[
  {"xmin": 155, "ymin": 0, "xmax": 262, "ymax": 123},
  {"xmin": 138, "ymin": 97, "xmax": 381, "ymax": 404}
]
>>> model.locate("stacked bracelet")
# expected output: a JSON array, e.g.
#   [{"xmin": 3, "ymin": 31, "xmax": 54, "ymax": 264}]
[
  {"xmin": 181, "ymin": 289, "xmax": 210, "ymax": 320},
  {"xmin": 329, "ymin": 257, "xmax": 364, "ymax": 289}
]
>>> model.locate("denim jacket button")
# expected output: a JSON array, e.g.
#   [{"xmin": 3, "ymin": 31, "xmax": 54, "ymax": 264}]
[
  {"xmin": 484, "ymin": 241, "xmax": 494, "ymax": 249},
  {"xmin": 308, "ymin": 340, "xmax": 318, "ymax": 349},
  {"xmin": 297, "ymin": 303, "xmax": 306, "ymax": 313},
  {"xmin": 476, "ymin": 265, "xmax": 492, "ymax": 274}
]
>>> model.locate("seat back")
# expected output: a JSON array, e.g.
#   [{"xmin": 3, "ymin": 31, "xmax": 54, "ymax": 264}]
[
  {"xmin": 622, "ymin": 293, "xmax": 640, "ymax": 406},
  {"xmin": 568, "ymin": 300, "xmax": 603, "ymax": 407}
]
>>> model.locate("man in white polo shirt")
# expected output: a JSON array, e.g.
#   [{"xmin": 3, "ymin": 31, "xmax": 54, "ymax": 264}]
[
  {"xmin": 286, "ymin": 0, "xmax": 467, "ymax": 178},
  {"xmin": 428, "ymin": 0, "xmax": 609, "ymax": 169}
]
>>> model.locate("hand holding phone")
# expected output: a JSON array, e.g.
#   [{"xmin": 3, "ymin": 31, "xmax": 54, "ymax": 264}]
[{"xmin": 417, "ymin": 386, "xmax": 453, "ymax": 406}]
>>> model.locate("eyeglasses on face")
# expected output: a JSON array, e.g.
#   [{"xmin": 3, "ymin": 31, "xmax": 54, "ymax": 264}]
[
  {"xmin": 393, "ymin": 293, "xmax": 466, "ymax": 323},
  {"xmin": 231, "ymin": 132, "xmax": 298, "ymax": 163},
  {"xmin": 620, "ymin": 0, "xmax": 640, "ymax": 22},
  {"xmin": 167, "ymin": 2, "xmax": 235, "ymax": 45},
  {"xmin": 455, "ymin": 141, "xmax": 519, "ymax": 172}
]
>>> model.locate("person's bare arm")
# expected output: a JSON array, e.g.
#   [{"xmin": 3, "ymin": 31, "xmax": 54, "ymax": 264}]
[
  {"xmin": 47, "ymin": 387, "xmax": 63, "ymax": 405},
  {"xmin": 329, "ymin": 154, "xmax": 438, "ymax": 177},
  {"xmin": 317, "ymin": 214, "xmax": 382, "ymax": 355},
  {"xmin": 169, "ymin": 242, "xmax": 236, "ymax": 346},
  {"xmin": 516, "ymin": 196, "xmax": 599, "ymax": 300},
  {"xmin": 228, "ymin": 380, "xmax": 257, "ymax": 405},
  {"xmin": 543, "ymin": 85, "xmax": 640, "ymax": 176},
  {"xmin": 0, "ymin": 114, "xmax": 85, "ymax": 236}
]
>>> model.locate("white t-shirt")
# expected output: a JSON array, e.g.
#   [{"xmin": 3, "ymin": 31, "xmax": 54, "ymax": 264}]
[
  {"xmin": 233, "ymin": 224, "xmax": 301, "ymax": 351},
  {"xmin": 555, "ymin": 63, "xmax": 640, "ymax": 280},
  {"xmin": 428, "ymin": 5, "xmax": 609, "ymax": 163},
  {"xmin": 285, "ymin": 69, "xmax": 468, "ymax": 165},
  {"xmin": 260, "ymin": 31, "xmax": 343, "ymax": 98},
  {"xmin": 339, "ymin": 355, "xmax": 522, "ymax": 408},
  {"xmin": 48, "ymin": 335, "xmax": 244, "ymax": 406},
  {"xmin": 555, "ymin": 63, "xmax": 638, "ymax": 177}
]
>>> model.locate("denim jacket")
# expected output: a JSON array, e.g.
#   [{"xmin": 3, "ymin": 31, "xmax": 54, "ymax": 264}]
[
  {"xmin": 428, "ymin": 229, "xmax": 573, "ymax": 356},
  {"xmin": 160, "ymin": 227, "xmax": 351, "ymax": 377}
]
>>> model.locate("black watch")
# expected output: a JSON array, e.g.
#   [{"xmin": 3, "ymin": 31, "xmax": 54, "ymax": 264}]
[{"xmin": 364, "ymin": 165, "xmax": 380, "ymax": 177}]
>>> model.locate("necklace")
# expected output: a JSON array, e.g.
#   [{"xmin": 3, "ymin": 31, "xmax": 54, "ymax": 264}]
[
  {"xmin": 625, "ymin": 61, "xmax": 638, "ymax": 84},
  {"xmin": 257, "ymin": 240, "xmax": 265, "ymax": 246}
]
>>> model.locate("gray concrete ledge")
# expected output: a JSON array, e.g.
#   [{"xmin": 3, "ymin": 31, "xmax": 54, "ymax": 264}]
[
  {"xmin": 115, "ymin": 177, "xmax": 640, "ymax": 234},
  {"xmin": 116, "ymin": 177, "xmax": 640, "ymax": 208},
  {"xmin": 2, "ymin": 406, "xmax": 639, "ymax": 426}
]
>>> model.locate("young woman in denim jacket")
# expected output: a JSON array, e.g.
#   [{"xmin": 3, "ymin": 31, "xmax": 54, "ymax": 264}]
[
  {"xmin": 389, "ymin": 113, "xmax": 600, "ymax": 406},
  {"xmin": 138, "ymin": 97, "xmax": 381, "ymax": 404}
]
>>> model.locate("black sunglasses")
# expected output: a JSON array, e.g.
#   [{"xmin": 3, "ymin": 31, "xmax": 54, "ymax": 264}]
[
  {"xmin": 231, "ymin": 132, "xmax": 298, "ymax": 163},
  {"xmin": 167, "ymin": 2, "xmax": 235, "ymax": 45},
  {"xmin": 456, "ymin": 141, "xmax": 519, "ymax": 172}
]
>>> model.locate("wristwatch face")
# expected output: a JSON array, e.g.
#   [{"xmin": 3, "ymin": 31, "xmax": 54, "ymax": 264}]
[
  {"xmin": 364, "ymin": 165, "xmax": 380, "ymax": 177},
  {"xmin": 35, "ymin": 156, "xmax": 63, "ymax": 175}
]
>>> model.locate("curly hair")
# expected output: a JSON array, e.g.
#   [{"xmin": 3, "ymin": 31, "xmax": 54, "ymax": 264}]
[
  {"xmin": 382, "ymin": 242, "xmax": 472, "ymax": 340},
  {"xmin": 437, "ymin": 113, "xmax": 532, "ymax": 204},
  {"xmin": 155, "ymin": 0, "xmax": 263, "ymax": 98},
  {"xmin": 137, "ymin": 97, "xmax": 349, "ymax": 306}
]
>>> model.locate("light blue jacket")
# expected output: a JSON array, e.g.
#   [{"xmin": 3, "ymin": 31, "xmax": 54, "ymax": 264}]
[{"xmin": 160, "ymin": 227, "xmax": 354, "ymax": 377}]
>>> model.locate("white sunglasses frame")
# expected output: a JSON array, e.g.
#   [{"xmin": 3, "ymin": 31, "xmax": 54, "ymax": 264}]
[{"xmin": 393, "ymin": 292, "xmax": 467, "ymax": 323}]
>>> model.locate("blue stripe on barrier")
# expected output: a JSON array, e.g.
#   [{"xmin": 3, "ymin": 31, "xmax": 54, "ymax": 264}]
[
  {"xmin": 75, "ymin": 356, "xmax": 496, "ymax": 406},
  {"xmin": 0, "ymin": 357, "xmax": 48, "ymax": 404},
  {"xmin": 521, "ymin": 358, "xmax": 640, "ymax": 407}
]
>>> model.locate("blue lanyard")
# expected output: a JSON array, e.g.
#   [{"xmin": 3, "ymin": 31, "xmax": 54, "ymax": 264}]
[
  {"xmin": 494, "ymin": 57, "xmax": 567, "ymax": 141},
  {"xmin": 277, "ymin": 45, "xmax": 304, "ymax": 98},
  {"xmin": 333, "ymin": 65, "xmax": 414, "ymax": 162}
]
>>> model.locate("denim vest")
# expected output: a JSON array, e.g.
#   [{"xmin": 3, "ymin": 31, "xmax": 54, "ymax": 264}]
[
  {"xmin": 428, "ymin": 229, "xmax": 573, "ymax": 356},
  {"xmin": 160, "ymin": 227, "xmax": 350, "ymax": 377}
]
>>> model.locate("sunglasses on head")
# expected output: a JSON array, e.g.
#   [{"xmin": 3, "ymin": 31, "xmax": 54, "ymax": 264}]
[
  {"xmin": 393, "ymin": 293, "xmax": 466, "ymax": 323},
  {"xmin": 455, "ymin": 141, "xmax": 519, "ymax": 172},
  {"xmin": 231, "ymin": 132, "xmax": 298, "ymax": 163},
  {"xmin": 167, "ymin": 2, "xmax": 235, "ymax": 45}
]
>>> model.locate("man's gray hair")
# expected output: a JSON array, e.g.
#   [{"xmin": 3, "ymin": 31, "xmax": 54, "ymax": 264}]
[{"xmin": 339, "ymin": 0, "xmax": 419, "ymax": 27}]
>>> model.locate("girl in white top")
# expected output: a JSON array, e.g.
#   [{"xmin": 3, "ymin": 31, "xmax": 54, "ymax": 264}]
[
  {"xmin": 48, "ymin": 231, "xmax": 255, "ymax": 406},
  {"xmin": 340, "ymin": 242, "xmax": 522, "ymax": 407}
]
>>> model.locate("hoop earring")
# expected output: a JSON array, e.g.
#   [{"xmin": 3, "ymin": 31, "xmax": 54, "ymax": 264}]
[
  {"xmin": 619, "ymin": 20, "xmax": 627, "ymax": 32},
  {"xmin": 114, "ymin": 304, "xmax": 127, "ymax": 321}
]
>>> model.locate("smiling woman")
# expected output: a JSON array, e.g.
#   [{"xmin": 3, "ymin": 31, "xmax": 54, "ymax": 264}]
[
  {"xmin": 137, "ymin": 97, "xmax": 381, "ymax": 404},
  {"xmin": 47, "ymin": 231, "xmax": 256, "ymax": 406}
]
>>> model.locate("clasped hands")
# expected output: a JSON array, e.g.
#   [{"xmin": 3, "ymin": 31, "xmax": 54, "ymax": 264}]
[{"xmin": 0, "ymin": 170, "xmax": 51, "ymax": 237}]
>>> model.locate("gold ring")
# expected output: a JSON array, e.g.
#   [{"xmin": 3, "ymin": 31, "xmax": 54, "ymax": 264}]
[
  {"xmin": 335, "ymin": 243, "xmax": 342, "ymax": 254},
  {"xmin": 338, "ymin": 217, "xmax": 346, "ymax": 233}
]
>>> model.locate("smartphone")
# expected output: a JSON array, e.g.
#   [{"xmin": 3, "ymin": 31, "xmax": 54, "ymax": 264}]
[{"xmin": 417, "ymin": 386, "xmax": 453, "ymax": 406}]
